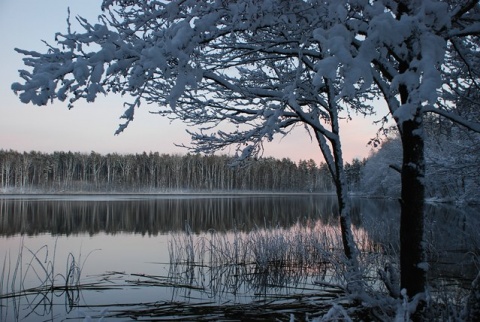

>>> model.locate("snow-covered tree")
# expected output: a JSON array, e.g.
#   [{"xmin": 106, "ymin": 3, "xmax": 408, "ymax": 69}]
[
  {"xmin": 424, "ymin": 113, "xmax": 480, "ymax": 203},
  {"xmin": 309, "ymin": 1, "xmax": 480, "ymax": 308},
  {"xmin": 11, "ymin": 0, "xmax": 480, "ymax": 314},
  {"xmin": 344, "ymin": 158, "xmax": 366, "ymax": 192},
  {"xmin": 11, "ymin": 0, "xmax": 373, "ymax": 284},
  {"xmin": 361, "ymin": 124, "xmax": 480, "ymax": 203},
  {"xmin": 361, "ymin": 134, "xmax": 402, "ymax": 198}
]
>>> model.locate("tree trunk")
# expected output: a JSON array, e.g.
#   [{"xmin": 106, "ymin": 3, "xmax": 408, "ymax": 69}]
[
  {"xmin": 400, "ymin": 117, "xmax": 426, "ymax": 298},
  {"xmin": 335, "ymin": 163, "xmax": 362, "ymax": 292},
  {"xmin": 335, "ymin": 170, "xmax": 357, "ymax": 264},
  {"xmin": 315, "ymin": 127, "xmax": 361, "ymax": 291}
]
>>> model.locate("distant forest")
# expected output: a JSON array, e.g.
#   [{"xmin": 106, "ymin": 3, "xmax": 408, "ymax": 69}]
[
  {"xmin": 0, "ymin": 150, "xmax": 365, "ymax": 193},
  {"xmin": 1, "ymin": 142, "xmax": 478, "ymax": 202}
]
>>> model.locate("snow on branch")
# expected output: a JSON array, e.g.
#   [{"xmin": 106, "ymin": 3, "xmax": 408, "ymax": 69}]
[
  {"xmin": 423, "ymin": 105, "xmax": 480, "ymax": 133},
  {"xmin": 11, "ymin": 0, "xmax": 480, "ymax": 163}
]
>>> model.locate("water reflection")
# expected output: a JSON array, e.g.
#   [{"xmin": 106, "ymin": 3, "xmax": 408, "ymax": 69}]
[
  {"xmin": 0, "ymin": 195, "xmax": 478, "ymax": 261},
  {"xmin": 0, "ymin": 195, "xmax": 340, "ymax": 236},
  {"xmin": 353, "ymin": 198, "xmax": 480, "ymax": 286},
  {"xmin": 0, "ymin": 195, "xmax": 479, "ymax": 321}
]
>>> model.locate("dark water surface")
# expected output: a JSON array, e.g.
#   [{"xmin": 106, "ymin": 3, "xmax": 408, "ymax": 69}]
[{"xmin": 0, "ymin": 194, "xmax": 478, "ymax": 321}]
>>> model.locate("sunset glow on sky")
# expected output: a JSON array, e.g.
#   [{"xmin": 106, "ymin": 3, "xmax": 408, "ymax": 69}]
[{"xmin": 0, "ymin": 0, "xmax": 390, "ymax": 163}]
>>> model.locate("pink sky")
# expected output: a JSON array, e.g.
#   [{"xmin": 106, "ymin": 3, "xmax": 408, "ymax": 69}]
[{"xmin": 0, "ymin": 0, "xmax": 387, "ymax": 164}]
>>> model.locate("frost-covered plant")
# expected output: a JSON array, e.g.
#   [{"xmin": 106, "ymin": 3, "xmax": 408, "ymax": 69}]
[{"xmin": 168, "ymin": 219, "xmax": 393, "ymax": 297}]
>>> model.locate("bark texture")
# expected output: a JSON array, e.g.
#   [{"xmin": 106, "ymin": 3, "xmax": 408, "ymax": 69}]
[{"xmin": 400, "ymin": 117, "xmax": 426, "ymax": 297}]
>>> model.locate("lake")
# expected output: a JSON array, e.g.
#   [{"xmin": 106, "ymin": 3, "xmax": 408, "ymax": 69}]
[{"xmin": 0, "ymin": 194, "xmax": 478, "ymax": 321}]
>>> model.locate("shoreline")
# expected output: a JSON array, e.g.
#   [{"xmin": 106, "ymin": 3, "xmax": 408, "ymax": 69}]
[{"xmin": 0, "ymin": 191, "xmax": 337, "ymax": 200}]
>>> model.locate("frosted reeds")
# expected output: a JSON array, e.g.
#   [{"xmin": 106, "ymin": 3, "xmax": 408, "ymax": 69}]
[{"xmin": 167, "ymin": 219, "xmax": 364, "ymax": 300}]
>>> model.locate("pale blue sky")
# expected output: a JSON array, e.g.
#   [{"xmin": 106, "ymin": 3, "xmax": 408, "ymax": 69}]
[{"xmin": 0, "ymin": 0, "xmax": 381, "ymax": 163}]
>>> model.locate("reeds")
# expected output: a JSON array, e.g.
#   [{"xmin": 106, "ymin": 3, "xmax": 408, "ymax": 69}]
[
  {"xmin": 167, "ymin": 219, "xmax": 355, "ymax": 302},
  {"xmin": 0, "ymin": 239, "xmax": 97, "ymax": 321},
  {"xmin": 170, "ymin": 220, "xmax": 344, "ymax": 269},
  {"xmin": 2, "ymin": 220, "xmax": 471, "ymax": 321}
]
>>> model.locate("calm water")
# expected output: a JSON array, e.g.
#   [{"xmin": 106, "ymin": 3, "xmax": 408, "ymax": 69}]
[{"xmin": 0, "ymin": 194, "xmax": 478, "ymax": 321}]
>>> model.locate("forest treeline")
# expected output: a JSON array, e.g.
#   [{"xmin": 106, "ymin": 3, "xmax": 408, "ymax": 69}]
[
  {"xmin": 2, "ymin": 124, "xmax": 477, "ymax": 201},
  {"xmin": 0, "ymin": 150, "xmax": 341, "ymax": 192}
]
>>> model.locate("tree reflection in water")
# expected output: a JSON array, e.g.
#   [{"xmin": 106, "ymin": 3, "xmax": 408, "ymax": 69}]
[
  {"xmin": 0, "ymin": 195, "xmax": 478, "ymax": 320},
  {"xmin": 0, "ymin": 194, "xmax": 339, "ymax": 236}
]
